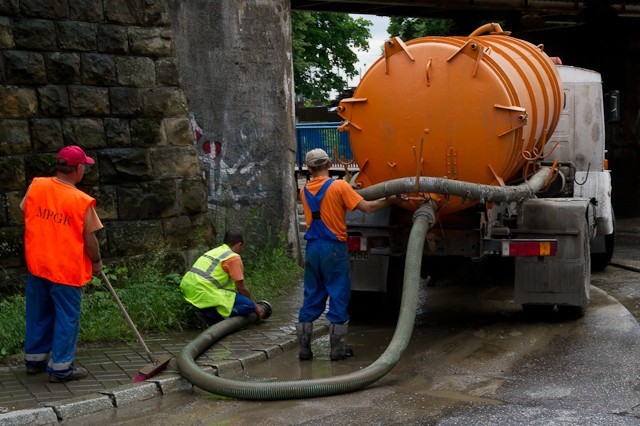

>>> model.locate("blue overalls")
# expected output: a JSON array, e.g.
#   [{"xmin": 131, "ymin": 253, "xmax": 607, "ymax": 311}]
[{"xmin": 298, "ymin": 179, "xmax": 351, "ymax": 324}]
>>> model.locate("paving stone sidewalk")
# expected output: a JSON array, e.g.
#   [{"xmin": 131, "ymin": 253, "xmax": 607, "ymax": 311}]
[{"xmin": 0, "ymin": 280, "xmax": 320, "ymax": 425}]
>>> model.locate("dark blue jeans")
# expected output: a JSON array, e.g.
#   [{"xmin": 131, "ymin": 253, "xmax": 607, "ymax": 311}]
[
  {"xmin": 198, "ymin": 293, "xmax": 256, "ymax": 325},
  {"xmin": 24, "ymin": 272, "xmax": 82, "ymax": 377}
]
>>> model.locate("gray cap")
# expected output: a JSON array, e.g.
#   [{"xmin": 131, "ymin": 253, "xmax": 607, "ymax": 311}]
[{"xmin": 305, "ymin": 148, "xmax": 330, "ymax": 167}]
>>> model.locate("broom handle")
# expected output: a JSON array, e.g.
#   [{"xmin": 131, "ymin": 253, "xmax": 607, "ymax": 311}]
[{"xmin": 99, "ymin": 271, "xmax": 156, "ymax": 363}]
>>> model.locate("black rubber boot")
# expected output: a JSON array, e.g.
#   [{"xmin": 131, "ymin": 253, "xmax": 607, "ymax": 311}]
[
  {"xmin": 330, "ymin": 323, "xmax": 354, "ymax": 361},
  {"xmin": 296, "ymin": 322, "xmax": 313, "ymax": 360}
]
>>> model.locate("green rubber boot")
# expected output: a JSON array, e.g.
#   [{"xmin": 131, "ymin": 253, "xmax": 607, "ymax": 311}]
[
  {"xmin": 330, "ymin": 323, "xmax": 354, "ymax": 361},
  {"xmin": 296, "ymin": 322, "xmax": 313, "ymax": 361}
]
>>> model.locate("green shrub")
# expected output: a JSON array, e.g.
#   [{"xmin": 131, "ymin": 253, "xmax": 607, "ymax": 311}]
[{"xmin": 0, "ymin": 238, "xmax": 301, "ymax": 362}]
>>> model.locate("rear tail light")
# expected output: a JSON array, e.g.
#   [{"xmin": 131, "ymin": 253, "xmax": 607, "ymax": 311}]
[
  {"xmin": 502, "ymin": 240, "xmax": 557, "ymax": 257},
  {"xmin": 346, "ymin": 236, "xmax": 367, "ymax": 251}
]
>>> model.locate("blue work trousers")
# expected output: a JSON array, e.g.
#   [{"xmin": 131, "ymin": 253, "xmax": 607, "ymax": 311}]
[
  {"xmin": 24, "ymin": 272, "xmax": 82, "ymax": 375},
  {"xmin": 299, "ymin": 239, "xmax": 350, "ymax": 324},
  {"xmin": 199, "ymin": 293, "xmax": 256, "ymax": 325}
]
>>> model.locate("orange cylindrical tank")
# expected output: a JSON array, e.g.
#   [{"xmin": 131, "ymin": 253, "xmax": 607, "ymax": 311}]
[{"xmin": 338, "ymin": 24, "xmax": 562, "ymax": 214}]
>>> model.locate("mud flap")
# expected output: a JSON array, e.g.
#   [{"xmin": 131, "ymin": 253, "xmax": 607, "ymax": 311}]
[{"xmin": 514, "ymin": 198, "xmax": 593, "ymax": 312}]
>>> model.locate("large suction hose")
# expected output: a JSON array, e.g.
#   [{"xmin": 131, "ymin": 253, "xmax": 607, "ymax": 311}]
[
  {"xmin": 177, "ymin": 167, "xmax": 552, "ymax": 400},
  {"xmin": 177, "ymin": 202, "xmax": 436, "ymax": 400}
]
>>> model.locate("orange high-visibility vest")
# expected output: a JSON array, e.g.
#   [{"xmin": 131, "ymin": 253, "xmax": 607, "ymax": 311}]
[{"xmin": 24, "ymin": 177, "xmax": 96, "ymax": 286}]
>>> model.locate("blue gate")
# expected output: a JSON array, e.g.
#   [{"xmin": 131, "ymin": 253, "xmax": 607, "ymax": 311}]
[{"xmin": 295, "ymin": 122, "xmax": 355, "ymax": 170}]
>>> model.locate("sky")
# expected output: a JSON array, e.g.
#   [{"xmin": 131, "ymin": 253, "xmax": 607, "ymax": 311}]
[{"xmin": 346, "ymin": 14, "xmax": 391, "ymax": 87}]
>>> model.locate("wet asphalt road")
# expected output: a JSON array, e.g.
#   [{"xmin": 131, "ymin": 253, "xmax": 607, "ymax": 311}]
[{"xmin": 62, "ymin": 229, "xmax": 640, "ymax": 425}]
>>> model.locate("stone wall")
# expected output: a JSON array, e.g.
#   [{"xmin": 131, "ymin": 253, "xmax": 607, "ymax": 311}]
[
  {"xmin": 167, "ymin": 0, "xmax": 300, "ymax": 256},
  {"xmin": 0, "ymin": 0, "xmax": 212, "ymax": 292}
]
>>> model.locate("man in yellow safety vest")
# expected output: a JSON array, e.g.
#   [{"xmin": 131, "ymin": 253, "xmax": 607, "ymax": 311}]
[{"xmin": 180, "ymin": 231, "xmax": 266, "ymax": 326}]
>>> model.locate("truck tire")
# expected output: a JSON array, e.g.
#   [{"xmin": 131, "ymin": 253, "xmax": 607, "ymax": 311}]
[{"xmin": 591, "ymin": 211, "xmax": 615, "ymax": 272}]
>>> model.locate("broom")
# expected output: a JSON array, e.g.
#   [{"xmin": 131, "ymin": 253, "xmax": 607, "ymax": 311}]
[{"xmin": 99, "ymin": 271, "xmax": 172, "ymax": 383}]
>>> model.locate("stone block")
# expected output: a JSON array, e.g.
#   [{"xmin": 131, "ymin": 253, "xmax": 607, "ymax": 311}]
[
  {"xmin": 0, "ymin": 16, "xmax": 14, "ymax": 48},
  {"xmin": 6, "ymin": 191, "xmax": 23, "ymax": 225},
  {"xmin": 3, "ymin": 50, "xmax": 46, "ymax": 84},
  {"xmin": 100, "ymin": 382, "xmax": 161, "ymax": 407},
  {"xmin": 109, "ymin": 87, "xmax": 143, "ymax": 116},
  {"xmin": 117, "ymin": 181, "xmax": 178, "ymax": 219},
  {"xmin": 24, "ymin": 153, "xmax": 55, "ymax": 182},
  {"xmin": 32, "ymin": 118, "xmax": 63, "ymax": 152},
  {"xmin": 45, "ymin": 52, "xmax": 80, "ymax": 84},
  {"xmin": 130, "ymin": 117, "xmax": 166, "ymax": 146},
  {"xmin": 151, "ymin": 146, "xmax": 200, "ymax": 179},
  {"xmin": 97, "ymin": 24, "xmax": 128, "ymax": 54},
  {"xmin": 0, "ymin": 0, "xmax": 19, "ymax": 15},
  {"xmin": 143, "ymin": 88, "xmax": 187, "ymax": 117},
  {"xmin": 116, "ymin": 56, "xmax": 155, "ymax": 87},
  {"xmin": 104, "ymin": 117, "xmax": 131, "ymax": 147},
  {"xmin": 81, "ymin": 53, "xmax": 117, "ymax": 85},
  {"xmin": 68, "ymin": 0, "xmax": 103, "ymax": 22},
  {"xmin": 57, "ymin": 21, "xmax": 96, "ymax": 51},
  {"xmin": 179, "ymin": 177, "xmax": 207, "ymax": 214},
  {"xmin": 0, "ymin": 119, "xmax": 30, "ymax": 154},
  {"xmin": 62, "ymin": 118, "xmax": 106, "ymax": 149},
  {"xmin": 38, "ymin": 85, "xmax": 70, "ymax": 116},
  {"xmin": 69, "ymin": 86, "xmax": 110, "ymax": 115},
  {"xmin": 0, "ymin": 86, "xmax": 37, "ymax": 117},
  {"xmin": 0, "ymin": 407, "xmax": 58, "ymax": 426},
  {"xmin": 155, "ymin": 57, "xmax": 179, "ymax": 86},
  {"xmin": 128, "ymin": 27, "xmax": 174, "ymax": 57},
  {"xmin": 147, "ymin": 373, "xmax": 193, "ymax": 395},
  {"xmin": 0, "ymin": 193, "xmax": 5, "ymax": 225},
  {"xmin": 106, "ymin": 220, "xmax": 165, "ymax": 257},
  {"xmin": 93, "ymin": 184, "xmax": 118, "ymax": 220},
  {"xmin": 162, "ymin": 215, "xmax": 191, "ymax": 248},
  {"xmin": 104, "ymin": 0, "xmax": 169, "ymax": 26},
  {"xmin": 12, "ymin": 18, "xmax": 56, "ymax": 50},
  {"xmin": 47, "ymin": 393, "xmax": 113, "ymax": 420},
  {"xmin": 21, "ymin": 0, "xmax": 69, "ymax": 18},
  {"xmin": 98, "ymin": 148, "xmax": 153, "ymax": 184},
  {"xmin": 0, "ymin": 155, "xmax": 25, "ymax": 190},
  {"xmin": 0, "ymin": 226, "xmax": 24, "ymax": 268},
  {"xmin": 164, "ymin": 117, "xmax": 193, "ymax": 146}
]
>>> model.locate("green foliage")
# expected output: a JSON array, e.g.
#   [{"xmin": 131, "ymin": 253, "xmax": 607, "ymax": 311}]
[
  {"xmin": 245, "ymin": 234, "xmax": 303, "ymax": 300},
  {"xmin": 0, "ymin": 295, "xmax": 26, "ymax": 360},
  {"xmin": 0, "ymin": 243, "xmax": 301, "ymax": 362},
  {"xmin": 388, "ymin": 16, "xmax": 454, "ymax": 41},
  {"xmin": 292, "ymin": 11, "xmax": 372, "ymax": 103}
]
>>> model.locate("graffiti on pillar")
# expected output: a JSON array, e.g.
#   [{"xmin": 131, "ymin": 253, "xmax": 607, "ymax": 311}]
[{"xmin": 190, "ymin": 112, "xmax": 270, "ymax": 210}]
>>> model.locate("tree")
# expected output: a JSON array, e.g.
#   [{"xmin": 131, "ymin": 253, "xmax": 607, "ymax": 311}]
[
  {"xmin": 292, "ymin": 12, "xmax": 371, "ymax": 104},
  {"xmin": 387, "ymin": 17, "xmax": 454, "ymax": 41}
]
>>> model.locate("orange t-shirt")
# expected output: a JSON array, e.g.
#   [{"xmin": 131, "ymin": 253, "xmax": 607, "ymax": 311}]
[
  {"xmin": 222, "ymin": 255, "xmax": 244, "ymax": 281},
  {"xmin": 300, "ymin": 177, "xmax": 363, "ymax": 241}
]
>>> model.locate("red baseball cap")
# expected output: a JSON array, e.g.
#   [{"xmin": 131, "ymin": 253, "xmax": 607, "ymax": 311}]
[{"xmin": 56, "ymin": 146, "xmax": 95, "ymax": 167}]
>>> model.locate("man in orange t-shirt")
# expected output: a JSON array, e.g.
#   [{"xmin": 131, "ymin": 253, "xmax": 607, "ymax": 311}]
[
  {"xmin": 297, "ymin": 148, "xmax": 399, "ymax": 361},
  {"xmin": 21, "ymin": 146, "xmax": 103, "ymax": 383}
]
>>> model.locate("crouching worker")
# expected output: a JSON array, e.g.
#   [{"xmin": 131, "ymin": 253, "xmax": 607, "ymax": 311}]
[{"xmin": 180, "ymin": 231, "xmax": 267, "ymax": 327}]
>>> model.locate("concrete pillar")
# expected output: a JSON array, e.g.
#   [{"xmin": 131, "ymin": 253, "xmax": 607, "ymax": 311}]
[{"xmin": 167, "ymin": 0, "xmax": 300, "ymax": 256}]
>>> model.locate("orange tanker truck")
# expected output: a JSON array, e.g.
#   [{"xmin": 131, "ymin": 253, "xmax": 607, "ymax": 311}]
[{"xmin": 338, "ymin": 23, "xmax": 615, "ymax": 318}]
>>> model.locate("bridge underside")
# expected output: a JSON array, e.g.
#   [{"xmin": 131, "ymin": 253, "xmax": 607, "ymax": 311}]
[{"xmin": 292, "ymin": 1, "xmax": 640, "ymax": 24}]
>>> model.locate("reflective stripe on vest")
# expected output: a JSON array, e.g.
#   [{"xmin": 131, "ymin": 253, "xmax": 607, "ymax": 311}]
[
  {"xmin": 189, "ymin": 250, "xmax": 235, "ymax": 292},
  {"xmin": 303, "ymin": 179, "xmax": 339, "ymax": 241}
]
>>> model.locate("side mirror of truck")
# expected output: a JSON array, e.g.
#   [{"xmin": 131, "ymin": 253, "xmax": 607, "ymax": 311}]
[{"xmin": 604, "ymin": 90, "xmax": 620, "ymax": 123}]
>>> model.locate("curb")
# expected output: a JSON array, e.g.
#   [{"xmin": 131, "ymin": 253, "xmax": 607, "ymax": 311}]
[{"xmin": 0, "ymin": 325, "xmax": 327, "ymax": 425}]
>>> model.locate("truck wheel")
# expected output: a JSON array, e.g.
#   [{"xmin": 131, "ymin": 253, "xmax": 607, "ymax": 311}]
[
  {"xmin": 386, "ymin": 255, "xmax": 406, "ymax": 316},
  {"xmin": 557, "ymin": 304, "xmax": 586, "ymax": 319},
  {"xmin": 591, "ymin": 211, "xmax": 615, "ymax": 272},
  {"xmin": 522, "ymin": 304, "xmax": 554, "ymax": 318}
]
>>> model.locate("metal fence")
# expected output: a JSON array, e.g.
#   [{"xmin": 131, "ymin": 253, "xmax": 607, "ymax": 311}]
[{"xmin": 295, "ymin": 122, "xmax": 356, "ymax": 170}]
